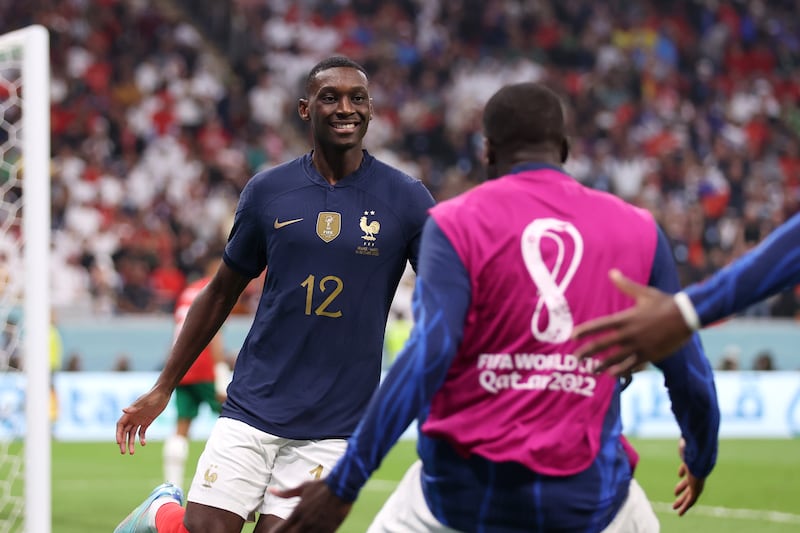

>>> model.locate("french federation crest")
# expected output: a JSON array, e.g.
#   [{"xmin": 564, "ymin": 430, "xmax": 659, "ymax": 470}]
[
  {"xmin": 203, "ymin": 465, "xmax": 219, "ymax": 488},
  {"xmin": 316, "ymin": 212, "xmax": 341, "ymax": 242},
  {"xmin": 360, "ymin": 210, "xmax": 380, "ymax": 242}
]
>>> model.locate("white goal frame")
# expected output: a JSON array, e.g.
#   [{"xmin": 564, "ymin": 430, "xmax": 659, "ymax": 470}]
[{"xmin": 0, "ymin": 25, "xmax": 50, "ymax": 533}]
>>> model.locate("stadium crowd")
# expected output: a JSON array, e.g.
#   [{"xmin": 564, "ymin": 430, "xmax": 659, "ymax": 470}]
[{"xmin": 1, "ymin": 0, "xmax": 799, "ymax": 318}]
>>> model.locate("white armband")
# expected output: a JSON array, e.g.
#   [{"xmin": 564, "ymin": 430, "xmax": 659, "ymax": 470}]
[
  {"xmin": 214, "ymin": 361, "xmax": 232, "ymax": 397},
  {"xmin": 673, "ymin": 291, "xmax": 701, "ymax": 332}
]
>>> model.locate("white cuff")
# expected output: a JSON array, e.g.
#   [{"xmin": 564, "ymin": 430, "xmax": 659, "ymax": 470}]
[{"xmin": 673, "ymin": 292, "xmax": 701, "ymax": 332}]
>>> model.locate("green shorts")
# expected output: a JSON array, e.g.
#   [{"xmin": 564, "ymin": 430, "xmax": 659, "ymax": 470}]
[{"xmin": 174, "ymin": 382, "xmax": 222, "ymax": 420}]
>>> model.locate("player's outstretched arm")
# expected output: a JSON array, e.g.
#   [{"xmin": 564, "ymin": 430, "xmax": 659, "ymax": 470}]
[
  {"xmin": 268, "ymin": 481, "xmax": 351, "ymax": 533},
  {"xmin": 115, "ymin": 262, "xmax": 251, "ymax": 454},
  {"xmin": 572, "ymin": 269, "xmax": 693, "ymax": 374}
]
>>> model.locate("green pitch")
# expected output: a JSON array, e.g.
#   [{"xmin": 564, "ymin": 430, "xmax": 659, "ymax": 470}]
[{"xmin": 5, "ymin": 438, "xmax": 799, "ymax": 531}]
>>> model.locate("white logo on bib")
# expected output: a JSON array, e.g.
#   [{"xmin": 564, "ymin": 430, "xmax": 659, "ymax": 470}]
[{"xmin": 521, "ymin": 218, "xmax": 583, "ymax": 343}]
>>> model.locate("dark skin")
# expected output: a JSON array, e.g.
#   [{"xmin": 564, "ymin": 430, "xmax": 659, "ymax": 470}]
[
  {"xmin": 114, "ymin": 66, "xmax": 374, "ymax": 533},
  {"xmin": 572, "ymin": 269, "xmax": 694, "ymax": 375},
  {"xmin": 298, "ymin": 66, "xmax": 373, "ymax": 184}
]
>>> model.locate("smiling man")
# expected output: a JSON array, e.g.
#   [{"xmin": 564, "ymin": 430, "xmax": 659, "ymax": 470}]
[{"xmin": 114, "ymin": 56, "xmax": 435, "ymax": 533}]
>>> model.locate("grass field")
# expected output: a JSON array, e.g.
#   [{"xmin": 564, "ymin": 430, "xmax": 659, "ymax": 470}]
[{"xmin": 3, "ymin": 438, "xmax": 799, "ymax": 532}]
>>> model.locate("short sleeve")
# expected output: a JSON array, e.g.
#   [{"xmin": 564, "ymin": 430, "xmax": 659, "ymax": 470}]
[{"xmin": 223, "ymin": 178, "xmax": 267, "ymax": 278}]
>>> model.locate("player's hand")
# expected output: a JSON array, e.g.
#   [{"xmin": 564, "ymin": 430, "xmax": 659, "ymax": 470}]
[
  {"xmin": 115, "ymin": 387, "xmax": 171, "ymax": 455},
  {"xmin": 268, "ymin": 480, "xmax": 352, "ymax": 533},
  {"xmin": 673, "ymin": 437, "xmax": 704, "ymax": 516},
  {"xmin": 674, "ymin": 462, "xmax": 705, "ymax": 516},
  {"xmin": 572, "ymin": 269, "xmax": 693, "ymax": 375}
]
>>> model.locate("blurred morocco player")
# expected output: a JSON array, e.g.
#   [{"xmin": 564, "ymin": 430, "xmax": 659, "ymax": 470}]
[
  {"xmin": 273, "ymin": 83, "xmax": 720, "ymax": 533},
  {"xmin": 163, "ymin": 258, "xmax": 231, "ymax": 489}
]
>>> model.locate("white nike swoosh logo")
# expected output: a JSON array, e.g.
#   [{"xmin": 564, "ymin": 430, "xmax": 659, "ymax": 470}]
[{"xmin": 274, "ymin": 218, "xmax": 303, "ymax": 229}]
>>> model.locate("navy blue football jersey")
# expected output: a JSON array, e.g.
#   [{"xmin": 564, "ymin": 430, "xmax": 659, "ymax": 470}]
[{"xmin": 221, "ymin": 151, "xmax": 435, "ymax": 439}]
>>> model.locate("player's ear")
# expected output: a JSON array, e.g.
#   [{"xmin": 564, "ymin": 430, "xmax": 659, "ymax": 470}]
[
  {"xmin": 298, "ymin": 98, "xmax": 310, "ymax": 121},
  {"xmin": 484, "ymin": 137, "xmax": 500, "ymax": 181},
  {"xmin": 560, "ymin": 136, "xmax": 570, "ymax": 164},
  {"xmin": 483, "ymin": 137, "xmax": 495, "ymax": 166}
]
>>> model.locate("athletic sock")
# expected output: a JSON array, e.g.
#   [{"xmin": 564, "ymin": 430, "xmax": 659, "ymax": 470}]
[
  {"xmin": 155, "ymin": 501, "xmax": 189, "ymax": 533},
  {"xmin": 163, "ymin": 434, "xmax": 189, "ymax": 488}
]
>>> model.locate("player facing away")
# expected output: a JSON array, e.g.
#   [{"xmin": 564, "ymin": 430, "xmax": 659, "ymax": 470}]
[
  {"xmin": 114, "ymin": 55, "xmax": 435, "ymax": 533},
  {"xmin": 573, "ymin": 212, "xmax": 800, "ymax": 374},
  {"xmin": 271, "ymin": 82, "xmax": 720, "ymax": 533},
  {"xmin": 163, "ymin": 258, "xmax": 230, "ymax": 489}
]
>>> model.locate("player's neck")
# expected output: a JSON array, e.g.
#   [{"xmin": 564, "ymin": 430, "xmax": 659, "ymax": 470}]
[
  {"xmin": 311, "ymin": 146, "xmax": 364, "ymax": 185},
  {"xmin": 499, "ymin": 147, "xmax": 562, "ymax": 174}
]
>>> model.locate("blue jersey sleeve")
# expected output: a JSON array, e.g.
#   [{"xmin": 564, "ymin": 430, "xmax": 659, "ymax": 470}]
[
  {"xmin": 405, "ymin": 181, "xmax": 437, "ymax": 273},
  {"xmin": 223, "ymin": 176, "xmax": 267, "ymax": 278},
  {"xmin": 325, "ymin": 217, "xmax": 470, "ymax": 502},
  {"xmin": 686, "ymin": 213, "xmax": 800, "ymax": 326},
  {"xmin": 649, "ymin": 227, "xmax": 719, "ymax": 478}
]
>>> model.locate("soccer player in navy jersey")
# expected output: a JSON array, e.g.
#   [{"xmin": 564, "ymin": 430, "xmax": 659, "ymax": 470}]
[
  {"xmin": 114, "ymin": 56, "xmax": 435, "ymax": 533},
  {"xmin": 572, "ymin": 212, "xmax": 800, "ymax": 375},
  {"xmin": 270, "ymin": 82, "xmax": 719, "ymax": 533}
]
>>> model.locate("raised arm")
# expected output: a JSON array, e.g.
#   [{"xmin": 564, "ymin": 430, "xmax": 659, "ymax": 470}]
[{"xmin": 573, "ymin": 213, "xmax": 800, "ymax": 373}]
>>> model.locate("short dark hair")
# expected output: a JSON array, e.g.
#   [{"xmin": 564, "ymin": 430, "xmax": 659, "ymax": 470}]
[
  {"xmin": 305, "ymin": 56, "xmax": 368, "ymax": 96},
  {"xmin": 483, "ymin": 82, "xmax": 566, "ymax": 154}
]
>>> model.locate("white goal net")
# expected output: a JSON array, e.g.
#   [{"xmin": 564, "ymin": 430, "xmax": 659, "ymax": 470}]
[{"xmin": 0, "ymin": 25, "xmax": 50, "ymax": 533}]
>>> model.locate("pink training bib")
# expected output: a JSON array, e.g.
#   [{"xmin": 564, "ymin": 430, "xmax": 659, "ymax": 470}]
[{"xmin": 423, "ymin": 167, "xmax": 657, "ymax": 475}]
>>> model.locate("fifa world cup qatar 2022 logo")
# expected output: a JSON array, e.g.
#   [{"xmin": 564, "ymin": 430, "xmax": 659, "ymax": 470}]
[{"xmin": 521, "ymin": 218, "xmax": 584, "ymax": 344}]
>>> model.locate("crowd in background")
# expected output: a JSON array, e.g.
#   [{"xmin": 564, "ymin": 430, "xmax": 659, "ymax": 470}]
[{"xmin": 1, "ymin": 0, "xmax": 799, "ymax": 319}]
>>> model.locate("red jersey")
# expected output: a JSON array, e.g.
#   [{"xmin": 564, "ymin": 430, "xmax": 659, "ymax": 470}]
[{"xmin": 175, "ymin": 277, "xmax": 215, "ymax": 385}]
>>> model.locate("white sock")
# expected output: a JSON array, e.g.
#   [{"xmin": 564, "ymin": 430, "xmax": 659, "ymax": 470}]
[
  {"xmin": 145, "ymin": 496, "xmax": 181, "ymax": 529},
  {"xmin": 163, "ymin": 434, "xmax": 189, "ymax": 488}
]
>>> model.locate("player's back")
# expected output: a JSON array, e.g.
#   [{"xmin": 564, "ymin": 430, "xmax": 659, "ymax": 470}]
[
  {"xmin": 424, "ymin": 163, "xmax": 658, "ymax": 474},
  {"xmin": 417, "ymin": 163, "xmax": 660, "ymax": 532}
]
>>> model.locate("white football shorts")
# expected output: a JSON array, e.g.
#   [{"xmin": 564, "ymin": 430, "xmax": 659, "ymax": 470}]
[
  {"xmin": 186, "ymin": 417, "xmax": 347, "ymax": 520},
  {"xmin": 368, "ymin": 460, "xmax": 659, "ymax": 533},
  {"xmin": 367, "ymin": 460, "xmax": 460, "ymax": 532},
  {"xmin": 601, "ymin": 478, "xmax": 660, "ymax": 533}
]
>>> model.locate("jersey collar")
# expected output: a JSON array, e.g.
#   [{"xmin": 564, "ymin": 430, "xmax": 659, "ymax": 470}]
[
  {"xmin": 509, "ymin": 162, "xmax": 564, "ymax": 174},
  {"xmin": 303, "ymin": 150, "xmax": 374, "ymax": 187}
]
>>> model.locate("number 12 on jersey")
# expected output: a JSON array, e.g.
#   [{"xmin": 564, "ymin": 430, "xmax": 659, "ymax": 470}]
[{"xmin": 301, "ymin": 274, "xmax": 344, "ymax": 317}]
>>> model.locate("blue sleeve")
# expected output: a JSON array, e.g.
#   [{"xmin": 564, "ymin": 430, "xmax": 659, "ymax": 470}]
[
  {"xmin": 405, "ymin": 181, "xmax": 436, "ymax": 273},
  {"xmin": 324, "ymin": 217, "xmax": 470, "ymax": 502},
  {"xmin": 686, "ymin": 213, "xmax": 800, "ymax": 326},
  {"xmin": 649, "ymin": 227, "xmax": 719, "ymax": 479},
  {"xmin": 223, "ymin": 177, "xmax": 266, "ymax": 278}
]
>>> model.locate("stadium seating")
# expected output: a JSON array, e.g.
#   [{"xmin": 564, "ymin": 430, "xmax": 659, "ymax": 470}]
[{"xmin": 1, "ymin": 0, "xmax": 798, "ymax": 318}]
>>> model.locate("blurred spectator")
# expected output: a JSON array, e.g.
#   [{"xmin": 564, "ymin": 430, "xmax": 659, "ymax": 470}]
[
  {"xmin": 65, "ymin": 352, "xmax": 83, "ymax": 372},
  {"xmin": 717, "ymin": 345, "xmax": 741, "ymax": 371},
  {"xmin": 113, "ymin": 354, "xmax": 132, "ymax": 372},
  {"xmin": 49, "ymin": 313, "xmax": 63, "ymax": 423},
  {"xmin": 752, "ymin": 351, "xmax": 776, "ymax": 371}
]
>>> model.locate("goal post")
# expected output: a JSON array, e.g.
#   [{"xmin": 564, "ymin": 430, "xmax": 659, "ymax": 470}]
[{"xmin": 0, "ymin": 25, "xmax": 51, "ymax": 533}]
